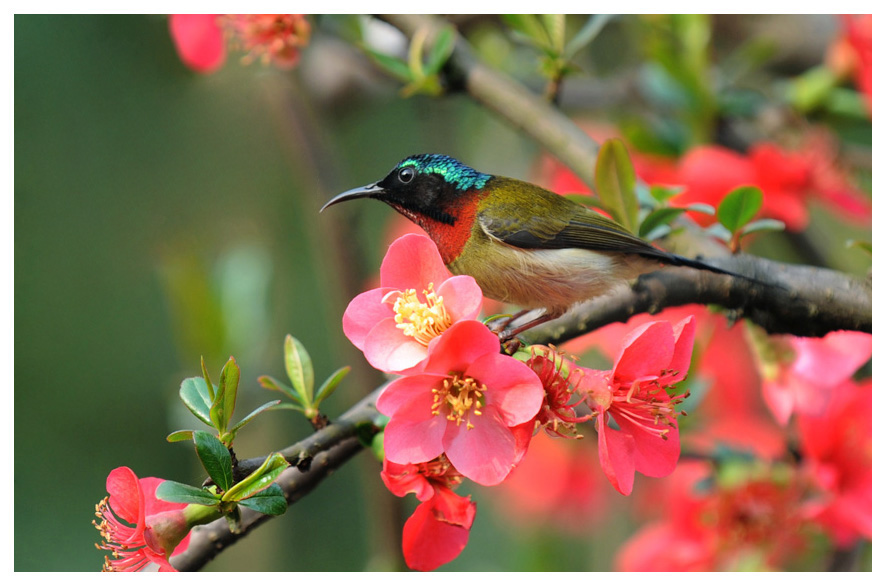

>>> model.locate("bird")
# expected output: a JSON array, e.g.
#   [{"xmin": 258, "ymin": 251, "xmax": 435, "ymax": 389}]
[{"xmin": 322, "ymin": 153, "xmax": 754, "ymax": 338}]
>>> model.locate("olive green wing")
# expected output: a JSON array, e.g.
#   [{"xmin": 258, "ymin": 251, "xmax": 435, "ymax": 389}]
[{"xmin": 477, "ymin": 178, "xmax": 672, "ymax": 260}]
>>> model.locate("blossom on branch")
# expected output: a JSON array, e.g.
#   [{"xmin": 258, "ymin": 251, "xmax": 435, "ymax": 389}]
[
  {"xmin": 381, "ymin": 456, "xmax": 476, "ymax": 571},
  {"xmin": 344, "ymin": 234, "xmax": 484, "ymax": 374},
  {"xmin": 93, "ymin": 467, "xmax": 191, "ymax": 572},
  {"xmin": 377, "ymin": 320, "xmax": 543, "ymax": 486},
  {"xmin": 169, "ymin": 14, "xmax": 311, "ymax": 73},
  {"xmin": 576, "ymin": 317, "xmax": 696, "ymax": 495}
]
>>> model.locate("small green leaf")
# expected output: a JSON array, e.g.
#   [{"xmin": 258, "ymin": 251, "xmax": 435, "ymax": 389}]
[
  {"xmin": 223, "ymin": 453, "xmax": 289, "ymax": 503},
  {"xmin": 649, "ymin": 184, "xmax": 685, "ymax": 203},
  {"xmin": 541, "ymin": 14, "xmax": 565, "ymax": 53},
  {"xmin": 194, "ymin": 430, "xmax": 233, "ymax": 492},
  {"xmin": 564, "ymin": 14, "xmax": 613, "ymax": 59},
  {"xmin": 717, "ymin": 186, "xmax": 763, "ymax": 232},
  {"xmin": 268, "ymin": 402, "xmax": 306, "ymax": 413},
  {"xmin": 502, "ymin": 15, "xmax": 550, "ymax": 50},
  {"xmin": 370, "ymin": 431, "xmax": 385, "ymax": 462},
  {"xmin": 846, "ymin": 239, "xmax": 872, "ymax": 255},
  {"xmin": 166, "ymin": 430, "xmax": 195, "ymax": 443},
  {"xmin": 741, "ymin": 218, "xmax": 786, "ymax": 236},
  {"xmin": 179, "ymin": 377, "xmax": 214, "ymax": 427},
  {"xmin": 258, "ymin": 375, "xmax": 299, "ymax": 402},
  {"xmin": 156, "ymin": 480, "xmax": 221, "ymax": 506},
  {"xmin": 284, "ymin": 335, "xmax": 314, "ymax": 404},
  {"xmin": 238, "ymin": 484, "xmax": 287, "ymax": 515},
  {"xmin": 704, "ymin": 222, "xmax": 734, "ymax": 243},
  {"xmin": 639, "ymin": 207, "xmax": 688, "ymax": 238},
  {"xmin": 200, "ymin": 356, "xmax": 215, "ymax": 402},
  {"xmin": 211, "ymin": 357, "xmax": 240, "ymax": 434},
  {"xmin": 686, "ymin": 203, "xmax": 716, "ymax": 215},
  {"xmin": 595, "ymin": 139, "xmax": 639, "ymax": 233},
  {"xmin": 363, "ymin": 47, "xmax": 411, "ymax": 82},
  {"xmin": 315, "ymin": 366, "xmax": 351, "ymax": 406},
  {"xmin": 425, "ymin": 25, "xmax": 455, "ymax": 75},
  {"xmin": 229, "ymin": 400, "xmax": 282, "ymax": 435}
]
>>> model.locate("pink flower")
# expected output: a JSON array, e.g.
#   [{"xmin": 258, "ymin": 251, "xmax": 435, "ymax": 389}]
[
  {"xmin": 751, "ymin": 329, "xmax": 871, "ymax": 425},
  {"xmin": 93, "ymin": 467, "xmax": 191, "ymax": 572},
  {"xmin": 377, "ymin": 320, "xmax": 544, "ymax": 486},
  {"xmin": 344, "ymin": 234, "xmax": 483, "ymax": 374},
  {"xmin": 523, "ymin": 345, "xmax": 591, "ymax": 438},
  {"xmin": 798, "ymin": 378, "xmax": 872, "ymax": 546},
  {"xmin": 381, "ymin": 456, "xmax": 476, "ymax": 571},
  {"xmin": 169, "ymin": 15, "xmax": 226, "ymax": 73},
  {"xmin": 169, "ymin": 14, "xmax": 311, "ymax": 73},
  {"xmin": 576, "ymin": 317, "xmax": 696, "ymax": 495}
]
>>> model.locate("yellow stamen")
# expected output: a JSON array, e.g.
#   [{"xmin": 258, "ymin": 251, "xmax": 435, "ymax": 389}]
[
  {"xmin": 387, "ymin": 283, "xmax": 452, "ymax": 346},
  {"xmin": 431, "ymin": 374, "xmax": 486, "ymax": 430}
]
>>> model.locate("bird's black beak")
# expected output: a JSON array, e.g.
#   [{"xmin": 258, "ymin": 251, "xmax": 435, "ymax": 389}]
[{"xmin": 320, "ymin": 183, "xmax": 386, "ymax": 212}]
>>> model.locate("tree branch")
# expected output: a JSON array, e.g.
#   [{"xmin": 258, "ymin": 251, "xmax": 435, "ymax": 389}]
[
  {"xmin": 522, "ymin": 254, "xmax": 871, "ymax": 346},
  {"xmin": 172, "ymin": 388, "xmax": 384, "ymax": 571}
]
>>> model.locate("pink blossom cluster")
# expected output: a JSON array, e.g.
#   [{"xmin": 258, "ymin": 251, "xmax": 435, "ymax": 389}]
[{"xmin": 345, "ymin": 234, "xmax": 700, "ymax": 569}]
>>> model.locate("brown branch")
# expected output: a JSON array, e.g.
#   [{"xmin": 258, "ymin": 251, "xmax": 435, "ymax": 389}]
[
  {"xmin": 522, "ymin": 254, "xmax": 871, "ymax": 346},
  {"xmin": 171, "ymin": 388, "xmax": 384, "ymax": 572},
  {"xmin": 379, "ymin": 13, "xmax": 601, "ymax": 191}
]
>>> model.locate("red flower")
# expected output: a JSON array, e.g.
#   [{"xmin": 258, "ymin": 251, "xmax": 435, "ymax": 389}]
[
  {"xmin": 377, "ymin": 320, "xmax": 544, "ymax": 486},
  {"xmin": 522, "ymin": 346, "xmax": 591, "ymax": 438},
  {"xmin": 93, "ymin": 467, "xmax": 191, "ymax": 572},
  {"xmin": 751, "ymin": 329, "xmax": 871, "ymax": 425},
  {"xmin": 381, "ymin": 457, "xmax": 476, "ymax": 571},
  {"xmin": 576, "ymin": 317, "xmax": 696, "ymax": 495},
  {"xmin": 169, "ymin": 14, "xmax": 311, "ymax": 73},
  {"xmin": 798, "ymin": 378, "xmax": 872, "ymax": 546},
  {"xmin": 617, "ymin": 461, "xmax": 814, "ymax": 571},
  {"xmin": 344, "ymin": 234, "xmax": 484, "ymax": 374},
  {"xmin": 838, "ymin": 15, "xmax": 872, "ymax": 113}
]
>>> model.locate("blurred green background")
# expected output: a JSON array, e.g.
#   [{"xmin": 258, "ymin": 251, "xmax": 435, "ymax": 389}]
[{"xmin": 15, "ymin": 14, "xmax": 870, "ymax": 571}]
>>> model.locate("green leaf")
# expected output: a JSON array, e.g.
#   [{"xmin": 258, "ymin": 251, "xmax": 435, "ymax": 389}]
[
  {"xmin": 315, "ymin": 366, "xmax": 350, "ymax": 406},
  {"xmin": 741, "ymin": 218, "xmax": 786, "ymax": 236},
  {"xmin": 502, "ymin": 15, "xmax": 550, "ymax": 49},
  {"xmin": 200, "ymin": 356, "xmax": 215, "ymax": 402},
  {"xmin": 284, "ymin": 335, "xmax": 314, "ymax": 405},
  {"xmin": 717, "ymin": 186, "xmax": 763, "ymax": 232},
  {"xmin": 649, "ymin": 184, "xmax": 685, "ymax": 203},
  {"xmin": 166, "ymin": 429, "xmax": 195, "ymax": 443},
  {"xmin": 425, "ymin": 25, "xmax": 455, "ymax": 75},
  {"xmin": 229, "ymin": 400, "xmax": 282, "ymax": 435},
  {"xmin": 258, "ymin": 375, "xmax": 299, "ymax": 402},
  {"xmin": 155, "ymin": 480, "xmax": 221, "ymax": 506},
  {"xmin": 362, "ymin": 47, "xmax": 411, "ymax": 82},
  {"xmin": 846, "ymin": 239, "xmax": 872, "ymax": 255},
  {"xmin": 223, "ymin": 453, "xmax": 289, "ymax": 503},
  {"xmin": 211, "ymin": 357, "xmax": 240, "ymax": 434},
  {"xmin": 238, "ymin": 484, "xmax": 287, "ymax": 515},
  {"xmin": 268, "ymin": 402, "xmax": 306, "ymax": 413},
  {"xmin": 686, "ymin": 203, "xmax": 716, "ymax": 215},
  {"xmin": 564, "ymin": 14, "xmax": 613, "ymax": 59},
  {"xmin": 179, "ymin": 377, "xmax": 214, "ymax": 427},
  {"xmin": 595, "ymin": 138, "xmax": 639, "ymax": 233},
  {"xmin": 194, "ymin": 430, "xmax": 233, "ymax": 492},
  {"xmin": 639, "ymin": 207, "xmax": 688, "ymax": 238},
  {"xmin": 541, "ymin": 14, "xmax": 565, "ymax": 53}
]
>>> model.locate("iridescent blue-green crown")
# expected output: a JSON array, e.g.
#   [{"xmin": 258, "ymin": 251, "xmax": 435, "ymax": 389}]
[{"xmin": 396, "ymin": 154, "xmax": 491, "ymax": 191}]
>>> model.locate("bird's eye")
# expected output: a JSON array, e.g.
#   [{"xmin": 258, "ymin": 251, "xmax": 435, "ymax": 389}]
[{"xmin": 398, "ymin": 167, "xmax": 415, "ymax": 184}]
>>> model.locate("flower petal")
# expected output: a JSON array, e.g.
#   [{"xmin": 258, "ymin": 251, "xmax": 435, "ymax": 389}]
[
  {"xmin": 616, "ymin": 413, "xmax": 681, "ymax": 479},
  {"xmin": 342, "ymin": 288, "xmax": 395, "ymax": 351},
  {"xmin": 465, "ymin": 353, "xmax": 543, "ymax": 426},
  {"xmin": 106, "ymin": 466, "xmax": 144, "ymax": 527},
  {"xmin": 423, "ymin": 320, "xmax": 500, "ymax": 374},
  {"xmin": 402, "ymin": 498, "xmax": 473, "ymax": 571},
  {"xmin": 377, "ymin": 374, "xmax": 445, "ymax": 417},
  {"xmin": 442, "ymin": 407, "xmax": 517, "ymax": 486},
  {"xmin": 596, "ymin": 417, "xmax": 636, "ymax": 495},
  {"xmin": 380, "ymin": 234, "xmax": 451, "ymax": 291},
  {"xmin": 363, "ymin": 318, "xmax": 429, "ymax": 374},
  {"xmin": 436, "ymin": 275, "xmax": 483, "ymax": 321},
  {"xmin": 168, "ymin": 15, "xmax": 226, "ymax": 73},
  {"xmin": 613, "ymin": 321, "xmax": 675, "ymax": 383}
]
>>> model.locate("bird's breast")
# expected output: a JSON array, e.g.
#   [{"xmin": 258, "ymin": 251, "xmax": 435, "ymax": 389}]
[{"xmin": 448, "ymin": 237, "xmax": 657, "ymax": 315}]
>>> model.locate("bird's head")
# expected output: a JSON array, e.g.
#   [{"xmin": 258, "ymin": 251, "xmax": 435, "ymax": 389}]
[{"xmin": 321, "ymin": 154, "xmax": 491, "ymax": 228}]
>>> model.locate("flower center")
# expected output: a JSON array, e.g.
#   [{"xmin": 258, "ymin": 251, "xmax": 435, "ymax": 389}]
[
  {"xmin": 610, "ymin": 378, "xmax": 689, "ymax": 440},
  {"xmin": 431, "ymin": 374, "xmax": 486, "ymax": 429},
  {"xmin": 387, "ymin": 284, "xmax": 452, "ymax": 346},
  {"xmin": 94, "ymin": 497, "xmax": 152, "ymax": 572}
]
